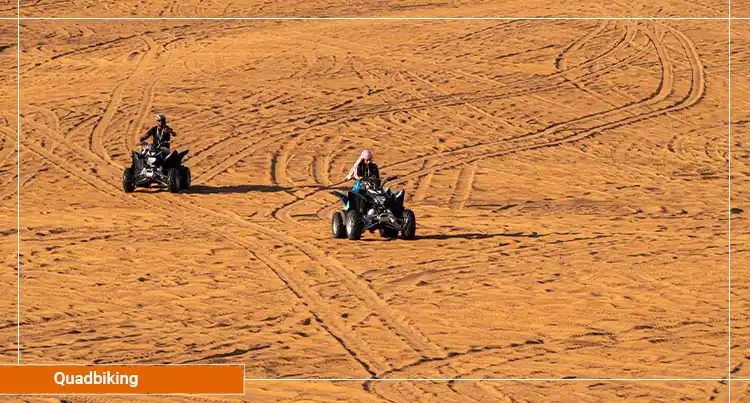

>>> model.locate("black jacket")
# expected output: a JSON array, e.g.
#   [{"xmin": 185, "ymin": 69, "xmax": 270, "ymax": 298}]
[{"xmin": 140, "ymin": 125, "xmax": 175, "ymax": 147}]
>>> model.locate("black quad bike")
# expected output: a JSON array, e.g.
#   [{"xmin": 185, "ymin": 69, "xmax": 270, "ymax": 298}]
[
  {"xmin": 331, "ymin": 176, "xmax": 416, "ymax": 240},
  {"xmin": 122, "ymin": 141, "xmax": 191, "ymax": 193}
]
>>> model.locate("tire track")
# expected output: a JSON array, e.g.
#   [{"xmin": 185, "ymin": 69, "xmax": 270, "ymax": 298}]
[
  {"xmin": 555, "ymin": 21, "xmax": 611, "ymax": 72},
  {"xmin": 28, "ymin": 111, "xmax": 443, "ymax": 380},
  {"xmin": 20, "ymin": 34, "xmax": 140, "ymax": 76},
  {"xmin": 448, "ymin": 162, "xmax": 478, "ymax": 210},
  {"xmin": 0, "ymin": 128, "xmax": 18, "ymax": 201},
  {"xmin": 22, "ymin": 137, "xmax": 391, "ymax": 376},
  {"xmin": 164, "ymin": 24, "xmax": 680, "ymax": 372},
  {"xmin": 411, "ymin": 159, "xmax": 434, "ymax": 203},
  {"xmin": 89, "ymin": 35, "xmax": 157, "ymax": 168},
  {"xmin": 268, "ymin": 48, "xmax": 361, "ymax": 188},
  {"xmin": 175, "ymin": 22, "xmax": 609, "ymax": 176},
  {"xmin": 23, "ymin": 22, "xmax": 707, "ymax": 393},
  {"xmin": 182, "ymin": 202, "xmax": 445, "ymax": 363},
  {"xmin": 272, "ymin": 130, "xmax": 298, "ymax": 187},
  {"xmin": 279, "ymin": 23, "xmax": 702, "ymax": 223},
  {"xmin": 317, "ymin": 134, "xmax": 337, "ymax": 187},
  {"xmin": 386, "ymin": 24, "xmax": 700, "ymax": 185},
  {"xmin": 0, "ymin": 127, "xmax": 16, "ymax": 170},
  {"xmin": 124, "ymin": 36, "xmax": 170, "ymax": 154},
  {"xmin": 12, "ymin": 106, "xmax": 62, "ymax": 200},
  {"xmin": 192, "ymin": 21, "xmax": 645, "ymax": 190}
]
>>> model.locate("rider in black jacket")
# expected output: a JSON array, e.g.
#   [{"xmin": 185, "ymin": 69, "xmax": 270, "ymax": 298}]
[{"xmin": 139, "ymin": 114, "xmax": 176, "ymax": 153}]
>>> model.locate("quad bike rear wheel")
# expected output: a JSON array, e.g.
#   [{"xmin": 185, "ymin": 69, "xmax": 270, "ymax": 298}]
[
  {"xmin": 122, "ymin": 168, "xmax": 135, "ymax": 193},
  {"xmin": 181, "ymin": 167, "xmax": 191, "ymax": 190},
  {"xmin": 167, "ymin": 168, "xmax": 181, "ymax": 193},
  {"xmin": 401, "ymin": 209, "xmax": 416, "ymax": 240},
  {"xmin": 345, "ymin": 210, "xmax": 363, "ymax": 240},
  {"xmin": 332, "ymin": 211, "xmax": 346, "ymax": 239}
]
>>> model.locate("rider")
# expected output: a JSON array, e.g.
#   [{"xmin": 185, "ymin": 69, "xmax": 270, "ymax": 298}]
[
  {"xmin": 345, "ymin": 149, "xmax": 381, "ymax": 218},
  {"xmin": 139, "ymin": 114, "xmax": 176, "ymax": 154},
  {"xmin": 345, "ymin": 149, "xmax": 380, "ymax": 190}
]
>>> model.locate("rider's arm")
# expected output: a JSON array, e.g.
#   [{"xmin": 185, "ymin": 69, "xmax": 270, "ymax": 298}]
[
  {"xmin": 346, "ymin": 161, "xmax": 361, "ymax": 180},
  {"xmin": 139, "ymin": 127, "xmax": 154, "ymax": 143},
  {"xmin": 353, "ymin": 162, "xmax": 364, "ymax": 180}
]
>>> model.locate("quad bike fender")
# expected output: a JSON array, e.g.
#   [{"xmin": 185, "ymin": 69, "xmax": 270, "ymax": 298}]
[
  {"xmin": 332, "ymin": 190, "xmax": 366, "ymax": 212},
  {"xmin": 390, "ymin": 189, "xmax": 406, "ymax": 216},
  {"xmin": 347, "ymin": 190, "xmax": 369, "ymax": 213},
  {"xmin": 163, "ymin": 149, "xmax": 188, "ymax": 168},
  {"xmin": 331, "ymin": 190, "xmax": 349, "ymax": 206},
  {"xmin": 394, "ymin": 189, "xmax": 405, "ymax": 207},
  {"xmin": 131, "ymin": 151, "xmax": 145, "ymax": 171}
]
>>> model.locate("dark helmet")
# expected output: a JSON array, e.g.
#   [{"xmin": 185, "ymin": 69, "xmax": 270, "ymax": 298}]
[{"xmin": 156, "ymin": 114, "xmax": 167, "ymax": 125}]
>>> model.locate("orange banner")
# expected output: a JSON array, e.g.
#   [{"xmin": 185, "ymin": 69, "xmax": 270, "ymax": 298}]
[{"xmin": 0, "ymin": 365, "xmax": 244, "ymax": 395}]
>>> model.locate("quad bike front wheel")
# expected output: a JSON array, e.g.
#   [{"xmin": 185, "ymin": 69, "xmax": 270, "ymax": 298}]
[
  {"xmin": 332, "ymin": 211, "xmax": 346, "ymax": 239},
  {"xmin": 180, "ymin": 167, "xmax": 191, "ymax": 190},
  {"xmin": 122, "ymin": 168, "xmax": 135, "ymax": 193},
  {"xmin": 167, "ymin": 168, "xmax": 181, "ymax": 193},
  {"xmin": 345, "ymin": 210, "xmax": 363, "ymax": 240},
  {"xmin": 401, "ymin": 209, "xmax": 416, "ymax": 240}
]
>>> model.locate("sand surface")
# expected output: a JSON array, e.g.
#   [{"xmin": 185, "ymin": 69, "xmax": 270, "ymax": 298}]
[
  {"xmin": 19, "ymin": 0, "xmax": 730, "ymax": 18},
  {"xmin": 0, "ymin": 21, "xmax": 17, "ymax": 365},
  {"xmin": 12, "ymin": 17, "xmax": 735, "ymax": 401},
  {"xmin": 0, "ymin": 380, "xmax": 734, "ymax": 402},
  {"xmin": 0, "ymin": 2, "xmax": 15, "ymax": 18},
  {"xmin": 732, "ymin": 20, "xmax": 750, "ymax": 381}
]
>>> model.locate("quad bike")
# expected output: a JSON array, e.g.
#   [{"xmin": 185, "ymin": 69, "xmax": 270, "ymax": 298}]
[
  {"xmin": 331, "ymin": 176, "xmax": 416, "ymax": 240},
  {"xmin": 122, "ymin": 141, "xmax": 191, "ymax": 193}
]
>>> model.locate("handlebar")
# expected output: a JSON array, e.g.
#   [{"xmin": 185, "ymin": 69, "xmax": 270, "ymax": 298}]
[
  {"xmin": 345, "ymin": 176, "xmax": 397, "ymax": 189},
  {"xmin": 139, "ymin": 141, "xmax": 171, "ymax": 148}
]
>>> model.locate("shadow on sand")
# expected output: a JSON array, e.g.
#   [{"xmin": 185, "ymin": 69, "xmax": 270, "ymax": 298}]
[
  {"xmin": 354, "ymin": 232, "xmax": 539, "ymax": 241},
  {"xmin": 183, "ymin": 184, "xmax": 338, "ymax": 195},
  {"xmin": 415, "ymin": 232, "xmax": 542, "ymax": 240},
  {"xmin": 184, "ymin": 184, "xmax": 290, "ymax": 194}
]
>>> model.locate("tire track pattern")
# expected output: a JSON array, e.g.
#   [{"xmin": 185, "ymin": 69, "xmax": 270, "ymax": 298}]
[
  {"xmin": 20, "ymin": 22, "xmax": 710, "ymax": 398},
  {"xmin": 275, "ymin": 23, "xmax": 706, "ymax": 223}
]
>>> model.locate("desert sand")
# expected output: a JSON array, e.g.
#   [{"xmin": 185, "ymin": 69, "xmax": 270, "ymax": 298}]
[
  {"xmin": 732, "ymin": 20, "xmax": 750, "ymax": 381},
  {"xmin": 736, "ymin": 381, "xmax": 750, "ymax": 403},
  {"xmin": 16, "ymin": 18, "xmax": 732, "ymax": 401},
  {"xmin": 0, "ymin": 2, "xmax": 15, "ymax": 18},
  {"xmin": 0, "ymin": 21, "xmax": 17, "ymax": 365},
  {"xmin": 0, "ymin": 380, "xmax": 734, "ymax": 402},
  {"xmin": 19, "ymin": 0, "xmax": 729, "ymax": 18}
]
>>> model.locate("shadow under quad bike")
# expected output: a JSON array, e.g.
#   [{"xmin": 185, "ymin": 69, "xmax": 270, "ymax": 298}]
[
  {"xmin": 122, "ymin": 141, "xmax": 191, "ymax": 194},
  {"xmin": 331, "ymin": 175, "xmax": 416, "ymax": 240}
]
